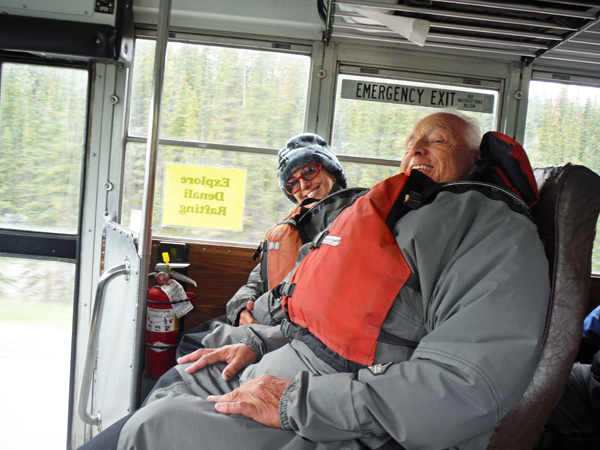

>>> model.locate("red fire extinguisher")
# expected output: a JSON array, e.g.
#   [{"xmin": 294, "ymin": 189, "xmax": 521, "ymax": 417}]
[{"xmin": 145, "ymin": 257, "xmax": 196, "ymax": 378}]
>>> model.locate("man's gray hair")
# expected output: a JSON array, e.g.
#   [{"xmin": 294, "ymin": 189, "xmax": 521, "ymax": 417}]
[{"xmin": 442, "ymin": 108, "xmax": 485, "ymax": 152}]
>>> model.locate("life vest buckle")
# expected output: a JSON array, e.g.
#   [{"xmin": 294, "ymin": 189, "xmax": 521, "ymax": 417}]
[
  {"xmin": 280, "ymin": 282, "xmax": 296, "ymax": 297},
  {"xmin": 311, "ymin": 230, "xmax": 329, "ymax": 249}
]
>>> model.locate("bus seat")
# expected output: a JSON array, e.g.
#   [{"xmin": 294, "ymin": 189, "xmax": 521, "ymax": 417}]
[{"xmin": 486, "ymin": 163, "xmax": 600, "ymax": 450}]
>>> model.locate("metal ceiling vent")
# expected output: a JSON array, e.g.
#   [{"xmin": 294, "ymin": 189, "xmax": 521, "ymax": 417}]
[{"xmin": 318, "ymin": 1, "xmax": 600, "ymax": 67}]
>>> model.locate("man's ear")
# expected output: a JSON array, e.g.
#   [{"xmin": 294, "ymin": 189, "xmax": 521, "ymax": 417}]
[{"xmin": 468, "ymin": 148, "xmax": 481, "ymax": 175}]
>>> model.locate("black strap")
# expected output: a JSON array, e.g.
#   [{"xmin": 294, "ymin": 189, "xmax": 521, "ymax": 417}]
[
  {"xmin": 373, "ymin": 438, "xmax": 408, "ymax": 450},
  {"xmin": 280, "ymin": 282, "xmax": 296, "ymax": 297},
  {"xmin": 256, "ymin": 280, "xmax": 268, "ymax": 296},
  {"xmin": 253, "ymin": 239, "xmax": 267, "ymax": 261},
  {"xmin": 377, "ymin": 329, "xmax": 419, "ymax": 349},
  {"xmin": 277, "ymin": 217, "xmax": 299, "ymax": 227},
  {"xmin": 147, "ymin": 295, "xmax": 195, "ymax": 305},
  {"xmin": 404, "ymin": 272, "xmax": 420, "ymax": 293},
  {"xmin": 280, "ymin": 320, "xmax": 366, "ymax": 373}
]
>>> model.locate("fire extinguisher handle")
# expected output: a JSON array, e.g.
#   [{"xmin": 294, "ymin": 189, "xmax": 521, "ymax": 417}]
[
  {"xmin": 153, "ymin": 263, "xmax": 197, "ymax": 286},
  {"xmin": 167, "ymin": 270, "xmax": 197, "ymax": 287}
]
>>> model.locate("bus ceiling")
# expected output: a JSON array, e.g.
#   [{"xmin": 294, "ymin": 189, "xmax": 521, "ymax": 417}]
[
  {"xmin": 321, "ymin": 1, "xmax": 600, "ymax": 73},
  {"xmin": 1, "ymin": 0, "xmax": 600, "ymax": 75}
]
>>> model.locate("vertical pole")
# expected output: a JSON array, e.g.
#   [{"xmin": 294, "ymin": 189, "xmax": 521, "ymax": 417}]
[{"xmin": 134, "ymin": 0, "xmax": 172, "ymax": 408}]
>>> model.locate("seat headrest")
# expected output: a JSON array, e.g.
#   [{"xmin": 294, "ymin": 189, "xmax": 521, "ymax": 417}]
[{"xmin": 478, "ymin": 132, "xmax": 540, "ymax": 208}]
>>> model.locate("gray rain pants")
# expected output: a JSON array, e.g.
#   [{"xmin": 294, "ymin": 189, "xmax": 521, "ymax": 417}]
[{"xmin": 117, "ymin": 344, "xmax": 363, "ymax": 450}]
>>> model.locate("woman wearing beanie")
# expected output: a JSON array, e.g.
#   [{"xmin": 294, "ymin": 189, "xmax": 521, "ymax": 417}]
[
  {"xmin": 229, "ymin": 132, "xmax": 352, "ymax": 326},
  {"xmin": 276, "ymin": 133, "xmax": 347, "ymax": 206},
  {"xmin": 144, "ymin": 134, "xmax": 363, "ymax": 403},
  {"xmin": 175, "ymin": 133, "xmax": 362, "ymax": 352}
]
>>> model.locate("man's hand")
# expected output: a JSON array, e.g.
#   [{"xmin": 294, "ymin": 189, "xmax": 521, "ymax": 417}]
[
  {"xmin": 207, "ymin": 375, "xmax": 293, "ymax": 428},
  {"xmin": 239, "ymin": 301, "xmax": 259, "ymax": 325},
  {"xmin": 177, "ymin": 343, "xmax": 257, "ymax": 380}
]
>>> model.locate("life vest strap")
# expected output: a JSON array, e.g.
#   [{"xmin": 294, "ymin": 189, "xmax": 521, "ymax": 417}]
[
  {"xmin": 253, "ymin": 239, "xmax": 267, "ymax": 261},
  {"xmin": 256, "ymin": 280, "xmax": 268, "ymax": 296},
  {"xmin": 280, "ymin": 281, "xmax": 296, "ymax": 297},
  {"xmin": 377, "ymin": 329, "xmax": 419, "ymax": 349},
  {"xmin": 310, "ymin": 229, "xmax": 329, "ymax": 249},
  {"xmin": 277, "ymin": 217, "xmax": 298, "ymax": 227},
  {"xmin": 281, "ymin": 319, "xmax": 366, "ymax": 373},
  {"xmin": 404, "ymin": 272, "xmax": 420, "ymax": 293}
]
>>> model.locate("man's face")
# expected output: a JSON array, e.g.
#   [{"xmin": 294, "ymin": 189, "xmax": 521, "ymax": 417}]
[{"xmin": 400, "ymin": 113, "xmax": 479, "ymax": 183}]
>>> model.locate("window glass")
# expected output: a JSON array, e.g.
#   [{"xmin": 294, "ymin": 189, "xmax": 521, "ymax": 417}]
[
  {"xmin": 332, "ymin": 74, "xmax": 498, "ymax": 160},
  {"xmin": 123, "ymin": 142, "xmax": 293, "ymax": 243},
  {"xmin": 129, "ymin": 39, "xmax": 310, "ymax": 147},
  {"xmin": 122, "ymin": 143, "xmax": 401, "ymax": 244},
  {"xmin": 524, "ymin": 80, "xmax": 600, "ymax": 272},
  {"xmin": 0, "ymin": 63, "xmax": 88, "ymax": 233},
  {"xmin": 0, "ymin": 256, "xmax": 75, "ymax": 449},
  {"xmin": 125, "ymin": 39, "xmax": 313, "ymax": 243}
]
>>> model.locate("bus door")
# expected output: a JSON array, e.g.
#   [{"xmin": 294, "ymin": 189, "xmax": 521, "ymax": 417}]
[
  {"xmin": 0, "ymin": 1, "xmax": 134, "ymax": 448},
  {"xmin": 0, "ymin": 59, "xmax": 90, "ymax": 449}
]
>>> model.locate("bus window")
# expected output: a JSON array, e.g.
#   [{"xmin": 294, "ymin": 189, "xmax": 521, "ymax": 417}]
[
  {"xmin": 123, "ymin": 38, "xmax": 311, "ymax": 244},
  {"xmin": 0, "ymin": 257, "xmax": 75, "ymax": 449},
  {"xmin": 0, "ymin": 63, "xmax": 88, "ymax": 233},
  {"xmin": 330, "ymin": 73, "xmax": 499, "ymax": 187},
  {"xmin": 0, "ymin": 61, "xmax": 87, "ymax": 449},
  {"xmin": 524, "ymin": 79, "xmax": 600, "ymax": 272}
]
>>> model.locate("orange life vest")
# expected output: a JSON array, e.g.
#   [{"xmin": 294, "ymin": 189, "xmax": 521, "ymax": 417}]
[
  {"xmin": 282, "ymin": 173, "xmax": 413, "ymax": 367},
  {"xmin": 260, "ymin": 207, "xmax": 304, "ymax": 292},
  {"xmin": 254, "ymin": 188, "xmax": 368, "ymax": 295}
]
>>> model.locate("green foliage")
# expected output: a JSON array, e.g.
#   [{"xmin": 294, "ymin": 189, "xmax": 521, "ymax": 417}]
[
  {"xmin": 124, "ymin": 41, "xmax": 314, "ymax": 244},
  {"xmin": 524, "ymin": 82, "xmax": 600, "ymax": 272},
  {"xmin": 0, "ymin": 63, "xmax": 88, "ymax": 232},
  {"xmin": 331, "ymin": 76, "xmax": 497, "ymax": 161}
]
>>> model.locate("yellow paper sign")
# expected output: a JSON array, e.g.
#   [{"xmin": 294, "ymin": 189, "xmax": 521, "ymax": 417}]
[{"xmin": 162, "ymin": 163, "xmax": 246, "ymax": 231}]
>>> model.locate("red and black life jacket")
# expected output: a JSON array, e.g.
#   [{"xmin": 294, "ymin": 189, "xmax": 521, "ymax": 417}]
[
  {"xmin": 280, "ymin": 132, "xmax": 539, "ymax": 372},
  {"xmin": 281, "ymin": 173, "xmax": 414, "ymax": 369}
]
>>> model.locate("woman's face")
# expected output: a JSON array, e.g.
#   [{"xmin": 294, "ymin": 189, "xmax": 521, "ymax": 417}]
[{"xmin": 286, "ymin": 164, "xmax": 337, "ymax": 205}]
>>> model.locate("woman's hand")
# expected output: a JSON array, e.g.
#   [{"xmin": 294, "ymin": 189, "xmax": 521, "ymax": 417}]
[{"xmin": 177, "ymin": 343, "xmax": 257, "ymax": 380}]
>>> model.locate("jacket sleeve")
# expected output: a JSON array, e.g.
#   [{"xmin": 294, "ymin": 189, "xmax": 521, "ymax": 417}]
[
  {"xmin": 583, "ymin": 306, "xmax": 600, "ymax": 351},
  {"xmin": 226, "ymin": 263, "xmax": 263, "ymax": 325},
  {"xmin": 279, "ymin": 190, "xmax": 551, "ymax": 449}
]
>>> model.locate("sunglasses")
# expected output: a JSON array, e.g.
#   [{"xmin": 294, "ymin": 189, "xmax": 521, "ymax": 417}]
[{"xmin": 285, "ymin": 163, "xmax": 322, "ymax": 195}]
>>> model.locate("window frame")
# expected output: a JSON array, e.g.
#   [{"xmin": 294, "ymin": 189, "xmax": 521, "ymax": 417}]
[
  {"xmin": 122, "ymin": 31, "xmax": 321, "ymax": 246},
  {"xmin": 0, "ymin": 55, "xmax": 92, "ymax": 450},
  {"xmin": 0, "ymin": 57, "xmax": 91, "ymax": 260}
]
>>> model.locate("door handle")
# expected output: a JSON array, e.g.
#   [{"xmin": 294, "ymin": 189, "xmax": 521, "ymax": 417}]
[{"xmin": 77, "ymin": 259, "xmax": 130, "ymax": 429}]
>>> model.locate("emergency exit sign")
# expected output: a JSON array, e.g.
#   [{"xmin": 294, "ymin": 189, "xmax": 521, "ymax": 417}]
[{"xmin": 341, "ymin": 80, "xmax": 495, "ymax": 113}]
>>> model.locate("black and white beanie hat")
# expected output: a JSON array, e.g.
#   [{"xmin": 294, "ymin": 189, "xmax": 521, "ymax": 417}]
[{"xmin": 277, "ymin": 133, "xmax": 347, "ymax": 203}]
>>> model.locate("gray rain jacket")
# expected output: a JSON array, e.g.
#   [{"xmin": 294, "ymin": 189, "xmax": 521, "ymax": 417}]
[{"xmin": 233, "ymin": 155, "xmax": 551, "ymax": 450}]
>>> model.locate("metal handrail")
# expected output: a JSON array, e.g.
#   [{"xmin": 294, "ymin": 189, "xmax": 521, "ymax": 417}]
[{"xmin": 77, "ymin": 260, "xmax": 130, "ymax": 429}]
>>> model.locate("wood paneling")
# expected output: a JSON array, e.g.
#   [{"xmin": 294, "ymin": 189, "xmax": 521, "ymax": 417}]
[
  {"xmin": 149, "ymin": 241, "xmax": 257, "ymax": 330},
  {"xmin": 147, "ymin": 240, "xmax": 600, "ymax": 330}
]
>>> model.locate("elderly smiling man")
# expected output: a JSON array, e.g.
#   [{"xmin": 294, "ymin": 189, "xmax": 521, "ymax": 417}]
[{"xmin": 80, "ymin": 112, "xmax": 550, "ymax": 450}]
